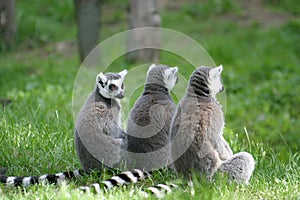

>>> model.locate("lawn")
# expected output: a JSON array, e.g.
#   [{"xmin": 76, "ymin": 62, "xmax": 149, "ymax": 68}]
[{"xmin": 0, "ymin": 0, "xmax": 299, "ymax": 199}]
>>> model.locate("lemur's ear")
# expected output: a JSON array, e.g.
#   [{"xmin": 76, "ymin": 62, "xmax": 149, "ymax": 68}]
[
  {"xmin": 96, "ymin": 72, "xmax": 107, "ymax": 87},
  {"xmin": 209, "ymin": 65, "xmax": 223, "ymax": 78},
  {"xmin": 118, "ymin": 69, "xmax": 128, "ymax": 79},
  {"xmin": 147, "ymin": 63, "xmax": 156, "ymax": 75},
  {"xmin": 165, "ymin": 66, "xmax": 178, "ymax": 78},
  {"xmin": 171, "ymin": 66, "xmax": 178, "ymax": 74}
]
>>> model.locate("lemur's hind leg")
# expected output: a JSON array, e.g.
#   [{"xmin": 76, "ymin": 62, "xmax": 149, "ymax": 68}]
[{"xmin": 219, "ymin": 152, "xmax": 255, "ymax": 184}]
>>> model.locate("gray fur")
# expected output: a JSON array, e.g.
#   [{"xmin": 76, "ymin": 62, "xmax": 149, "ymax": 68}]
[
  {"xmin": 219, "ymin": 152, "xmax": 255, "ymax": 184},
  {"xmin": 75, "ymin": 70, "xmax": 127, "ymax": 172},
  {"xmin": 170, "ymin": 66, "xmax": 254, "ymax": 183},
  {"xmin": 126, "ymin": 64, "xmax": 178, "ymax": 170}
]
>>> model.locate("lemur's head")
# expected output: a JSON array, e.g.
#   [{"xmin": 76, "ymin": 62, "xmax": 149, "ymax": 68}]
[
  {"xmin": 188, "ymin": 65, "xmax": 223, "ymax": 98},
  {"xmin": 208, "ymin": 65, "xmax": 224, "ymax": 97},
  {"xmin": 146, "ymin": 63, "xmax": 178, "ymax": 91},
  {"xmin": 96, "ymin": 69, "xmax": 128, "ymax": 99}
]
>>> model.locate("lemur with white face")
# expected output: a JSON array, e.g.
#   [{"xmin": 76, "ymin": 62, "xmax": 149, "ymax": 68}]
[
  {"xmin": 75, "ymin": 69, "xmax": 128, "ymax": 172},
  {"xmin": 0, "ymin": 70, "xmax": 128, "ymax": 186}
]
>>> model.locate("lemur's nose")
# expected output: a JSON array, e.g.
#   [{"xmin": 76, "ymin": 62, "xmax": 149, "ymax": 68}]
[{"xmin": 116, "ymin": 91, "xmax": 124, "ymax": 99}]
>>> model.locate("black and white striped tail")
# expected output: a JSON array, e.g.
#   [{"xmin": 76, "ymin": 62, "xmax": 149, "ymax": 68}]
[
  {"xmin": 0, "ymin": 169, "xmax": 85, "ymax": 187},
  {"xmin": 79, "ymin": 169, "xmax": 149, "ymax": 193},
  {"xmin": 141, "ymin": 183, "xmax": 178, "ymax": 198},
  {"xmin": 79, "ymin": 169, "xmax": 178, "ymax": 198}
]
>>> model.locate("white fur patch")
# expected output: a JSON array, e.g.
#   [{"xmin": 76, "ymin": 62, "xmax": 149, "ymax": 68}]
[
  {"xmin": 73, "ymin": 170, "xmax": 81, "ymax": 178},
  {"xmin": 121, "ymin": 171, "xmax": 138, "ymax": 183},
  {"xmin": 147, "ymin": 63, "xmax": 156, "ymax": 75},
  {"xmin": 56, "ymin": 172, "xmax": 66, "ymax": 184},
  {"xmin": 163, "ymin": 66, "xmax": 178, "ymax": 91},
  {"xmin": 6, "ymin": 177, "xmax": 16, "ymax": 186},
  {"xmin": 133, "ymin": 169, "xmax": 145, "ymax": 179},
  {"xmin": 91, "ymin": 183, "xmax": 102, "ymax": 194},
  {"xmin": 22, "ymin": 177, "xmax": 32, "ymax": 187},
  {"xmin": 157, "ymin": 184, "xmax": 172, "ymax": 193},
  {"xmin": 118, "ymin": 69, "xmax": 128, "ymax": 78},
  {"xmin": 208, "ymin": 65, "xmax": 223, "ymax": 97},
  {"xmin": 111, "ymin": 175, "xmax": 126, "ymax": 185},
  {"xmin": 39, "ymin": 175, "xmax": 47, "ymax": 184},
  {"xmin": 55, "ymin": 172, "xmax": 66, "ymax": 179},
  {"xmin": 96, "ymin": 72, "xmax": 107, "ymax": 84},
  {"xmin": 147, "ymin": 186, "xmax": 164, "ymax": 198},
  {"xmin": 102, "ymin": 180, "xmax": 113, "ymax": 189}
]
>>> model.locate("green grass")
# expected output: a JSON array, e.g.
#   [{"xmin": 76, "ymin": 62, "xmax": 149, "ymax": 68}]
[{"xmin": 0, "ymin": 0, "xmax": 300, "ymax": 199}]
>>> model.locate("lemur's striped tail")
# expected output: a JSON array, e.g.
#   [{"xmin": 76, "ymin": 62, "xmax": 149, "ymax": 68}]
[
  {"xmin": 140, "ymin": 183, "xmax": 178, "ymax": 198},
  {"xmin": 79, "ymin": 169, "xmax": 178, "ymax": 198},
  {"xmin": 79, "ymin": 169, "xmax": 150, "ymax": 192},
  {"xmin": 0, "ymin": 169, "xmax": 85, "ymax": 187}
]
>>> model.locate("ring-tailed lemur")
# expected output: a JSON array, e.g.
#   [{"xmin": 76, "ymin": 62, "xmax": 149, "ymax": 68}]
[
  {"xmin": 126, "ymin": 63, "xmax": 178, "ymax": 170},
  {"xmin": 0, "ymin": 70, "xmax": 129, "ymax": 187},
  {"xmin": 75, "ymin": 69, "xmax": 128, "ymax": 172},
  {"xmin": 170, "ymin": 65, "xmax": 255, "ymax": 183}
]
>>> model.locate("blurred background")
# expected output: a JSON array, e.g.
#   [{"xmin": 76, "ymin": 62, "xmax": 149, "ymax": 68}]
[{"xmin": 0, "ymin": 0, "xmax": 299, "ymax": 171}]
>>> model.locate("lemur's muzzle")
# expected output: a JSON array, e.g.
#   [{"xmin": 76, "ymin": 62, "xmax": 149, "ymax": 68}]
[{"xmin": 115, "ymin": 91, "xmax": 125, "ymax": 99}]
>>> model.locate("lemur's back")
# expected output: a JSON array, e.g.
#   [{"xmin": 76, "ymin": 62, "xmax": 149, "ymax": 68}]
[
  {"xmin": 127, "ymin": 86, "xmax": 175, "ymax": 153},
  {"xmin": 126, "ymin": 64, "xmax": 178, "ymax": 170},
  {"xmin": 171, "ymin": 66, "xmax": 229, "ymax": 179},
  {"xmin": 171, "ymin": 96, "xmax": 224, "ymax": 177},
  {"xmin": 171, "ymin": 66, "xmax": 254, "ymax": 183}
]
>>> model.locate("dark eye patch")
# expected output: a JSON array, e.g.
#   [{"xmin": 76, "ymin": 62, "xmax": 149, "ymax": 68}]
[
  {"xmin": 121, "ymin": 83, "xmax": 124, "ymax": 89},
  {"xmin": 109, "ymin": 84, "xmax": 118, "ymax": 90},
  {"xmin": 99, "ymin": 80, "xmax": 105, "ymax": 87}
]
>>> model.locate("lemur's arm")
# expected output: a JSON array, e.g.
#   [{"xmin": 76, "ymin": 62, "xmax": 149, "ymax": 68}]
[
  {"xmin": 215, "ymin": 136, "xmax": 233, "ymax": 161},
  {"xmin": 105, "ymin": 121, "xmax": 126, "ymax": 139},
  {"xmin": 94, "ymin": 102, "xmax": 126, "ymax": 139}
]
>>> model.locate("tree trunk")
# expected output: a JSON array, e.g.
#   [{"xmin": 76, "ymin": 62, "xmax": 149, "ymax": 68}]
[
  {"xmin": 0, "ymin": 0, "xmax": 16, "ymax": 45},
  {"xmin": 127, "ymin": 0, "xmax": 161, "ymax": 63},
  {"xmin": 74, "ymin": 0, "xmax": 101, "ymax": 62}
]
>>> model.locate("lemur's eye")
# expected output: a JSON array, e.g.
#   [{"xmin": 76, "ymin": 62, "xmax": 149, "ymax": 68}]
[
  {"xmin": 121, "ymin": 83, "xmax": 124, "ymax": 89},
  {"xmin": 109, "ymin": 84, "xmax": 117, "ymax": 90}
]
